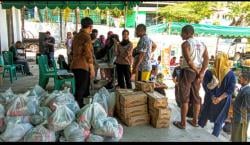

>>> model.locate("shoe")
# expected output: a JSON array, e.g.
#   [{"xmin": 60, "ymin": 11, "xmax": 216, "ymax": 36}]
[{"xmin": 173, "ymin": 121, "xmax": 186, "ymax": 129}]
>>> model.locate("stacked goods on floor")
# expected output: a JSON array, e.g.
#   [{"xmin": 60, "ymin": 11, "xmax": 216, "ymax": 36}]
[
  {"xmin": 135, "ymin": 81, "xmax": 155, "ymax": 92},
  {"xmin": 115, "ymin": 89, "xmax": 149, "ymax": 127},
  {"xmin": 0, "ymin": 86, "xmax": 123, "ymax": 142},
  {"xmin": 147, "ymin": 91, "xmax": 171, "ymax": 128},
  {"xmin": 242, "ymin": 59, "xmax": 250, "ymax": 66}
]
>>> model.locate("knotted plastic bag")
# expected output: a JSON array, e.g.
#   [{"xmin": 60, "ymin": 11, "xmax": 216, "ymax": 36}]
[
  {"xmin": 41, "ymin": 90, "xmax": 61, "ymax": 107},
  {"xmin": 93, "ymin": 88, "xmax": 109, "ymax": 114},
  {"xmin": 92, "ymin": 117, "xmax": 119, "ymax": 138},
  {"xmin": 0, "ymin": 104, "xmax": 5, "ymax": 133},
  {"xmin": 23, "ymin": 125, "xmax": 56, "ymax": 142},
  {"xmin": 103, "ymin": 124, "xmax": 123, "ymax": 142},
  {"xmin": 6, "ymin": 91, "xmax": 31, "ymax": 116},
  {"xmin": 76, "ymin": 104, "xmax": 94, "ymax": 131},
  {"xmin": 30, "ymin": 107, "xmax": 52, "ymax": 126},
  {"xmin": 91, "ymin": 103, "xmax": 108, "ymax": 128},
  {"xmin": 0, "ymin": 122, "xmax": 33, "ymax": 142},
  {"xmin": 93, "ymin": 88, "xmax": 116, "ymax": 116},
  {"xmin": 49, "ymin": 89, "xmax": 80, "ymax": 113},
  {"xmin": 47, "ymin": 103, "xmax": 74, "ymax": 132},
  {"xmin": 63, "ymin": 122, "xmax": 84, "ymax": 142},
  {"xmin": 86, "ymin": 134, "xmax": 104, "ymax": 142},
  {"xmin": 29, "ymin": 85, "xmax": 47, "ymax": 104},
  {"xmin": 0, "ymin": 88, "xmax": 16, "ymax": 106}
]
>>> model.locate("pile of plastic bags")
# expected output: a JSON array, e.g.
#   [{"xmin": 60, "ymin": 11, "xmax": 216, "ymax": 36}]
[{"xmin": 0, "ymin": 85, "xmax": 123, "ymax": 142}]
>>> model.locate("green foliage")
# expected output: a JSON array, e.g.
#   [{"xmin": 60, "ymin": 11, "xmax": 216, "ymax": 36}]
[
  {"xmin": 159, "ymin": 2, "xmax": 215, "ymax": 23},
  {"xmin": 226, "ymin": 2, "xmax": 250, "ymax": 26}
]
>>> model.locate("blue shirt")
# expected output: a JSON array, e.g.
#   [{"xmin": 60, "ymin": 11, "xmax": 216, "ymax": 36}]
[{"xmin": 134, "ymin": 35, "xmax": 152, "ymax": 71}]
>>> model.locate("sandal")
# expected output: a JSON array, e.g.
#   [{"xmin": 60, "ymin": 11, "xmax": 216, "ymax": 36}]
[
  {"xmin": 173, "ymin": 121, "xmax": 186, "ymax": 129},
  {"xmin": 187, "ymin": 119, "xmax": 199, "ymax": 127}
]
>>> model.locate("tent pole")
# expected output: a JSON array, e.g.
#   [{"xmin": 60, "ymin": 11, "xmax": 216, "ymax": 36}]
[
  {"xmin": 60, "ymin": 8, "xmax": 63, "ymax": 42},
  {"xmin": 215, "ymin": 36, "xmax": 220, "ymax": 54}
]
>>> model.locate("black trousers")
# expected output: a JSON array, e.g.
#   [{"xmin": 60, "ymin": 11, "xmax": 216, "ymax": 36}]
[
  {"xmin": 15, "ymin": 59, "xmax": 30, "ymax": 74},
  {"xmin": 72, "ymin": 69, "xmax": 90, "ymax": 108},
  {"xmin": 116, "ymin": 64, "xmax": 132, "ymax": 89}
]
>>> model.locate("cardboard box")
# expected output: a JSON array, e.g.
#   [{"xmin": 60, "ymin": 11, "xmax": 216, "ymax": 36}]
[
  {"xmin": 135, "ymin": 81, "xmax": 155, "ymax": 92},
  {"xmin": 119, "ymin": 91, "xmax": 147, "ymax": 108},
  {"xmin": 150, "ymin": 117, "xmax": 170, "ymax": 128},
  {"xmin": 149, "ymin": 107, "xmax": 171, "ymax": 120},
  {"xmin": 115, "ymin": 89, "xmax": 134, "ymax": 115},
  {"xmin": 120, "ymin": 104, "xmax": 148, "ymax": 119},
  {"xmin": 147, "ymin": 91, "xmax": 168, "ymax": 109},
  {"xmin": 122, "ymin": 113, "xmax": 150, "ymax": 127}
]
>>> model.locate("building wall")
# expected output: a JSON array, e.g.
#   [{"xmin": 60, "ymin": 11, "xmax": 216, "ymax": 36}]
[{"xmin": 0, "ymin": 4, "xmax": 9, "ymax": 51}]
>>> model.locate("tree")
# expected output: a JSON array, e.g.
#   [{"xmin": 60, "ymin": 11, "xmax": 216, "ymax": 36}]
[
  {"xmin": 226, "ymin": 2, "xmax": 250, "ymax": 26},
  {"xmin": 159, "ymin": 2, "xmax": 215, "ymax": 23}
]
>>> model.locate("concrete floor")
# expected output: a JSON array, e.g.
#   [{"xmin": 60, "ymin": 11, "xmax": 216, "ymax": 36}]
[{"xmin": 0, "ymin": 59, "xmax": 232, "ymax": 142}]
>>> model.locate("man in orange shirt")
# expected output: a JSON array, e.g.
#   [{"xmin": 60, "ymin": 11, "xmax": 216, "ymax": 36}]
[{"xmin": 70, "ymin": 17, "xmax": 95, "ymax": 108}]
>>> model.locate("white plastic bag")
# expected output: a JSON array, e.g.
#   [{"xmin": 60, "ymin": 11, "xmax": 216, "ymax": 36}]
[
  {"xmin": 86, "ymin": 134, "xmax": 104, "ymax": 142},
  {"xmin": 93, "ymin": 88, "xmax": 109, "ymax": 114},
  {"xmin": 0, "ymin": 104, "xmax": 4, "ymax": 118},
  {"xmin": 49, "ymin": 90, "xmax": 80, "ymax": 113},
  {"xmin": 5, "ymin": 116, "xmax": 31, "ymax": 124},
  {"xmin": 23, "ymin": 125, "xmax": 56, "ymax": 142},
  {"xmin": 47, "ymin": 104, "xmax": 75, "ymax": 132},
  {"xmin": 103, "ymin": 124, "xmax": 123, "ymax": 142},
  {"xmin": 0, "ymin": 88, "xmax": 16, "ymax": 106},
  {"xmin": 0, "ymin": 104, "xmax": 5, "ymax": 133},
  {"xmin": 0, "ymin": 122, "xmax": 33, "ymax": 142},
  {"xmin": 63, "ymin": 122, "xmax": 84, "ymax": 142},
  {"xmin": 29, "ymin": 85, "xmax": 47, "ymax": 101},
  {"xmin": 41, "ymin": 90, "xmax": 61, "ymax": 107},
  {"xmin": 76, "ymin": 104, "xmax": 94, "ymax": 130},
  {"xmin": 92, "ymin": 117, "xmax": 119, "ymax": 137},
  {"xmin": 6, "ymin": 91, "xmax": 31, "ymax": 116},
  {"xmin": 91, "ymin": 103, "xmax": 108, "ymax": 128},
  {"xmin": 93, "ymin": 88, "xmax": 116, "ymax": 116},
  {"xmin": 30, "ymin": 107, "xmax": 52, "ymax": 126}
]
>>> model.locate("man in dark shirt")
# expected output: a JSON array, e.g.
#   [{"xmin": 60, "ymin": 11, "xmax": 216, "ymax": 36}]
[
  {"xmin": 232, "ymin": 72, "xmax": 250, "ymax": 142},
  {"xmin": 172, "ymin": 56, "xmax": 183, "ymax": 107},
  {"xmin": 44, "ymin": 31, "xmax": 55, "ymax": 67},
  {"xmin": 9, "ymin": 41, "xmax": 33, "ymax": 76}
]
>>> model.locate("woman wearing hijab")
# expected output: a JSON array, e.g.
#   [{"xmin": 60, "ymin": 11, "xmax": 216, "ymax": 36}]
[
  {"xmin": 114, "ymin": 29, "xmax": 133, "ymax": 89},
  {"xmin": 198, "ymin": 52, "xmax": 236, "ymax": 137}
]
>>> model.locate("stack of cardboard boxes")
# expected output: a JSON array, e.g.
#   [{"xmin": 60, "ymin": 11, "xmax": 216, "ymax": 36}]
[
  {"xmin": 147, "ymin": 91, "xmax": 171, "ymax": 128},
  {"xmin": 115, "ymin": 81, "xmax": 171, "ymax": 128},
  {"xmin": 116, "ymin": 89, "xmax": 149, "ymax": 127}
]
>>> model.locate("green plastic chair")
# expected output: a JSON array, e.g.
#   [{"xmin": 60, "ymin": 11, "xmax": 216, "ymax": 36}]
[
  {"xmin": 1, "ymin": 52, "xmax": 17, "ymax": 83},
  {"xmin": 38, "ymin": 55, "xmax": 75, "ymax": 95},
  {"xmin": 37, "ymin": 55, "xmax": 55, "ymax": 89},
  {"xmin": 52, "ymin": 59, "xmax": 75, "ymax": 95}
]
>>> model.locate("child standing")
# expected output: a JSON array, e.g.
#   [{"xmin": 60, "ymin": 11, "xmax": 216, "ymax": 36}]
[{"xmin": 231, "ymin": 72, "xmax": 250, "ymax": 142}]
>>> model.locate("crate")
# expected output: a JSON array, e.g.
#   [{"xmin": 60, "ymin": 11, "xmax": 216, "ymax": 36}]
[
  {"xmin": 120, "ymin": 104, "xmax": 148, "ymax": 119},
  {"xmin": 120, "ymin": 91, "xmax": 147, "ymax": 108},
  {"xmin": 135, "ymin": 81, "xmax": 155, "ymax": 92},
  {"xmin": 115, "ymin": 89, "xmax": 134, "ymax": 115},
  {"xmin": 122, "ymin": 113, "xmax": 150, "ymax": 127},
  {"xmin": 150, "ymin": 117, "xmax": 170, "ymax": 128},
  {"xmin": 147, "ymin": 91, "xmax": 168, "ymax": 109},
  {"xmin": 149, "ymin": 108, "xmax": 171, "ymax": 120}
]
